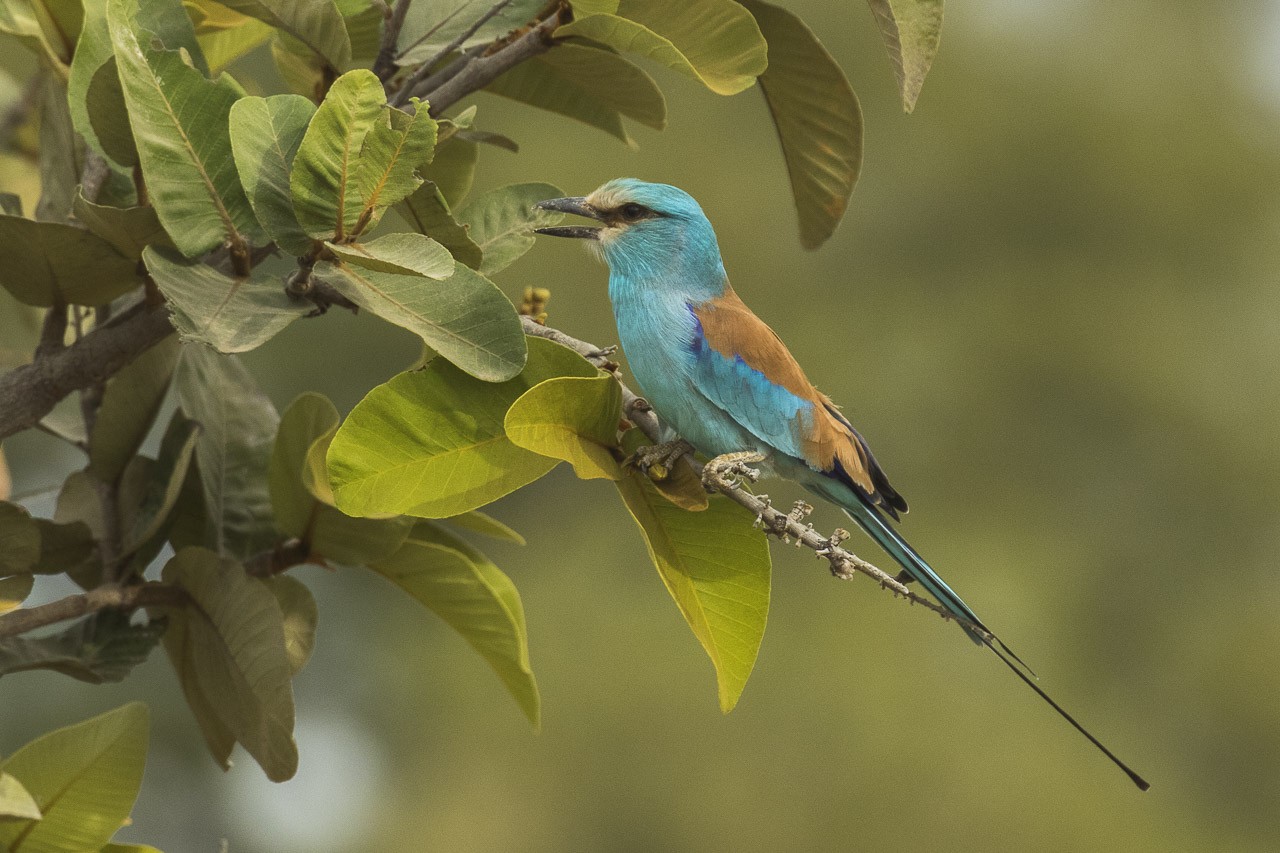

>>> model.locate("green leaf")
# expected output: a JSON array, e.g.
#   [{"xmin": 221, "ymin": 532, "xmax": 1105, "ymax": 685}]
[
  {"xmin": 371, "ymin": 535, "xmax": 539, "ymax": 727},
  {"xmin": 0, "ymin": 502, "xmax": 40, "ymax": 575},
  {"xmin": 505, "ymin": 374, "xmax": 622, "ymax": 480},
  {"xmin": 0, "ymin": 575, "xmax": 34, "ymax": 616},
  {"xmin": 263, "ymin": 575, "xmax": 317, "ymax": 675},
  {"xmin": 195, "ymin": 3, "xmax": 274, "ymax": 72},
  {"xmin": 456, "ymin": 182, "xmax": 565, "ymax": 276},
  {"xmin": 557, "ymin": 0, "xmax": 767, "ymax": 96},
  {"xmin": 290, "ymin": 69, "xmax": 385, "ymax": 241},
  {"xmin": 108, "ymin": 0, "xmax": 258, "ymax": 257},
  {"xmin": 569, "ymin": 0, "xmax": 618, "ymax": 14},
  {"xmin": 325, "ymin": 232, "xmax": 454, "ymax": 279},
  {"xmin": 0, "ymin": 773, "xmax": 41, "ymax": 821},
  {"xmin": 144, "ymin": 247, "xmax": 311, "ymax": 353},
  {"xmin": 866, "ymin": 0, "xmax": 943, "ymax": 113},
  {"xmin": 0, "ymin": 0, "xmax": 80, "ymax": 67},
  {"xmin": 214, "ymin": 0, "xmax": 351, "ymax": 70},
  {"xmin": 485, "ymin": 41, "xmax": 665, "ymax": 145},
  {"xmin": 396, "ymin": 0, "xmax": 542, "ymax": 64},
  {"xmin": 397, "ymin": 180, "xmax": 482, "ymax": 270},
  {"xmin": 271, "ymin": 31, "xmax": 327, "ymax": 99},
  {"xmin": 121, "ymin": 411, "xmax": 201, "ymax": 561},
  {"xmin": 0, "ymin": 290, "xmax": 41, "ymax": 371},
  {"xmin": 619, "ymin": 429, "xmax": 707, "ymax": 511},
  {"xmin": 328, "ymin": 336, "xmax": 594, "ymax": 518},
  {"xmin": 229, "ymin": 94, "xmax": 317, "ymax": 256},
  {"xmin": 422, "ymin": 136, "xmax": 476, "ymax": 209},
  {"xmin": 161, "ymin": 547, "xmax": 298, "ymax": 780},
  {"xmin": 89, "ymin": 336, "xmax": 180, "ymax": 484},
  {"xmin": 0, "ymin": 610, "xmax": 165, "ymax": 683},
  {"xmin": 444, "ymin": 510, "xmax": 525, "ymax": 545},
  {"xmin": 743, "ymin": 0, "xmax": 861, "ymax": 249},
  {"xmin": 0, "ymin": 703, "xmax": 148, "ymax": 853},
  {"xmin": 0, "ymin": 215, "xmax": 138, "ymax": 307},
  {"xmin": 312, "ymin": 257, "xmax": 525, "ymax": 381},
  {"xmin": 353, "ymin": 103, "xmax": 438, "ymax": 234},
  {"xmin": 73, "ymin": 191, "xmax": 172, "ymax": 259},
  {"xmin": 101, "ymin": 845, "xmax": 165, "ymax": 853},
  {"xmin": 270, "ymin": 393, "xmax": 412, "ymax": 565},
  {"xmin": 31, "ymin": 518, "xmax": 98, "ymax": 575},
  {"xmin": 613, "ymin": 478, "xmax": 770, "ymax": 712},
  {"xmin": 87, "ymin": 58, "xmax": 139, "ymax": 166},
  {"xmin": 174, "ymin": 345, "xmax": 280, "ymax": 560},
  {"xmin": 36, "ymin": 77, "xmax": 82, "ymax": 224}
]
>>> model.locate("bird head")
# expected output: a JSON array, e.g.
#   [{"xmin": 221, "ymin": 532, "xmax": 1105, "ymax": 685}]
[{"xmin": 534, "ymin": 179, "xmax": 725, "ymax": 287}]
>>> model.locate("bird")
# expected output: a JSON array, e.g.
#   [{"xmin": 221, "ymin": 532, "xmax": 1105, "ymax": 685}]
[{"xmin": 535, "ymin": 178, "xmax": 1150, "ymax": 791}]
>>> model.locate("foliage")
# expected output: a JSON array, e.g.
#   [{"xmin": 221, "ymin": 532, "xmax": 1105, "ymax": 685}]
[{"xmin": 0, "ymin": 0, "xmax": 947, "ymax": 844}]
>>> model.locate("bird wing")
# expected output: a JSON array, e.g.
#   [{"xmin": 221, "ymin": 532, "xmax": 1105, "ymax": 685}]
[{"xmin": 687, "ymin": 287, "xmax": 907, "ymax": 517}]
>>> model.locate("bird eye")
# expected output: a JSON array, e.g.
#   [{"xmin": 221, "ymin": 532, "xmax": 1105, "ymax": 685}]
[{"xmin": 619, "ymin": 203, "xmax": 648, "ymax": 221}]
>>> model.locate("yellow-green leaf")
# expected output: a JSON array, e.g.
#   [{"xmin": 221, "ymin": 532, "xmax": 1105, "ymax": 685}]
[
  {"xmin": 0, "ymin": 772, "xmax": 41, "ymax": 821},
  {"xmin": 556, "ymin": 0, "xmax": 767, "ymax": 96},
  {"xmin": 505, "ymin": 374, "xmax": 623, "ymax": 480},
  {"xmin": 214, "ymin": 0, "xmax": 351, "ymax": 70},
  {"xmin": 263, "ymin": 575, "xmax": 317, "ymax": 676},
  {"xmin": 866, "ymin": 0, "xmax": 943, "ymax": 113},
  {"xmin": 372, "ymin": 535, "xmax": 539, "ymax": 727},
  {"xmin": 396, "ymin": 180, "xmax": 482, "ymax": 270},
  {"xmin": 325, "ymin": 232, "xmax": 454, "ymax": 279},
  {"xmin": 354, "ymin": 103, "xmax": 438, "ymax": 234},
  {"xmin": 229, "ymin": 94, "xmax": 316, "ymax": 256},
  {"xmin": 162, "ymin": 547, "xmax": 298, "ymax": 780},
  {"xmin": 0, "ymin": 703, "xmax": 148, "ymax": 853},
  {"xmin": 0, "ymin": 575, "xmax": 34, "ymax": 615},
  {"xmin": 614, "ymin": 476, "xmax": 770, "ymax": 712},
  {"xmin": 619, "ymin": 429, "xmax": 707, "ymax": 511},
  {"xmin": 328, "ymin": 336, "xmax": 595, "ymax": 518},
  {"xmin": 444, "ymin": 510, "xmax": 525, "ymax": 545}
]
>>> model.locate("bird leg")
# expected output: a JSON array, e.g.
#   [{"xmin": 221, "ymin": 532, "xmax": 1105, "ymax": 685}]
[
  {"xmin": 700, "ymin": 451, "xmax": 766, "ymax": 493},
  {"xmin": 623, "ymin": 438, "xmax": 694, "ymax": 480}
]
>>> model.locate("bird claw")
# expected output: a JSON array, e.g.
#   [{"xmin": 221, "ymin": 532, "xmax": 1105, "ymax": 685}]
[
  {"xmin": 623, "ymin": 438, "xmax": 694, "ymax": 480},
  {"xmin": 701, "ymin": 451, "xmax": 766, "ymax": 493}
]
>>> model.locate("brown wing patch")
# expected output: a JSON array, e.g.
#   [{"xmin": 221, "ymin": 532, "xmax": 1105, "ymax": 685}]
[{"xmin": 691, "ymin": 287, "xmax": 885, "ymax": 503}]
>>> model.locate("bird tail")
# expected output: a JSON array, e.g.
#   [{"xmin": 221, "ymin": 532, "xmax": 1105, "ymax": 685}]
[
  {"xmin": 837, "ymin": 495, "xmax": 1151, "ymax": 791},
  {"xmin": 840, "ymin": 498, "xmax": 988, "ymax": 646}
]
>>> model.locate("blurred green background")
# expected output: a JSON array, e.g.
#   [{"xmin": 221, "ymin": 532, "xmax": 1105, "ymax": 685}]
[{"xmin": 5, "ymin": 0, "xmax": 1280, "ymax": 850}]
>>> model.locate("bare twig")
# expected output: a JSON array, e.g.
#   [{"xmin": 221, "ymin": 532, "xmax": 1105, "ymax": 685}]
[
  {"xmin": 374, "ymin": 0, "xmax": 414, "ymax": 82},
  {"xmin": 519, "ymin": 316, "xmax": 994, "ymax": 640},
  {"xmin": 0, "ymin": 582, "xmax": 186, "ymax": 640},
  {"xmin": 391, "ymin": 0, "xmax": 515, "ymax": 107}
]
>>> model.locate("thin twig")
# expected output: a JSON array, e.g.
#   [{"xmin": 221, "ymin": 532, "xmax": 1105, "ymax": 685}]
[
  {"xmin": 395, "ymin": 0, "xmax": 474, "ymax": 63},
  {"xmin": 0, "ymin": 582, "xmax": 187, "ymax": 640},
  {"xmin": 391, "ymin": 0, "xmax": 515, "ymax": 107},
  {"xmin": 518, "ymin": 317, "xmax": 995, "ymax": 640},
  {"xmin": 374, "ymin": 0, "xmax": 414, "ymax": 82}
]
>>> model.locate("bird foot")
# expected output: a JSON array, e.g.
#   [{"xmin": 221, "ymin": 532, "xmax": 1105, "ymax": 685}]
[
  {"xmin": 623, "ymin": 438, "xmax": 694, "ymax": 480},
  {"xmin": 816, "ymin": 528, "xmax": 854, "ymax": 578},
  {"xmin": 701, "ymin": 451, "xmax": 766, "ymax": 493}
]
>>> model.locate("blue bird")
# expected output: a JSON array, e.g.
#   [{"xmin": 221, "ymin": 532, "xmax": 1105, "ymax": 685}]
[{"xmin": 536, "ymin": 179, "xmax": 1149, "ymax": 791}]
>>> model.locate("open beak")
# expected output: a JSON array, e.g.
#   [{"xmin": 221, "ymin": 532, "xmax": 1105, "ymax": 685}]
[{"xmin": 534, "ymin": 197, "xmax": 602, "ymax": 239}]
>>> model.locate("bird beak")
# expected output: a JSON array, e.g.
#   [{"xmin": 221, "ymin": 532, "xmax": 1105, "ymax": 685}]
[{"xmin": 533, "ymin": 197, "xmax": 602, "ymax": 240}]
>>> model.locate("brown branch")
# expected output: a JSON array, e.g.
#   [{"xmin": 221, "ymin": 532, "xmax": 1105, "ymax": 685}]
[
  {"xmin": 391, "ymin": 0, "xmax": 515, "ymax": 107},
  {"xmin": 374, "ymin": 0, "xmax": 414, "ymax": 82},
  {"xmin": 0, "ymin": 582, "xmax": 187, "ymax": 640},
  {"xmin": 518, "ymin": 317, "xmax": 994, "ymax": 640},
  {"xmin": 0, "ymin": 304, "xmax": 174, "ymax": 443}
]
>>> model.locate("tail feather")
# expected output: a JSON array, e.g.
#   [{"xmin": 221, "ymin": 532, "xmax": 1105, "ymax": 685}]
[{"xmin": 837, "ymin": 495, "xmax": 1150, "ymax": 791}]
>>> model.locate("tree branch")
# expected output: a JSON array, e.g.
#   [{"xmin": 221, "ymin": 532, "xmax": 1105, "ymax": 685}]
[
  {"xmin": 391, "ymin": 0, "xmax": 515, "ymax": 107},
  {"xmin": 0, "ymin": 582, "xmax": 186, "ymax": 640},
  {"xmin": 519, "ymin": 317, "xmax": 995, "ymax": 641},
  {"xmin": 0, "ymin": 303, "xmax": 174, "ymax": 443},
  {"xmin": 374, "ymin": 0, "xmax": 414, "ymax": 82}
]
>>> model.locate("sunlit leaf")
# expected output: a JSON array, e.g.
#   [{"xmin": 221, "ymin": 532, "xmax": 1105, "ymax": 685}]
[
  {"xmin": 397, "ymin": 180, "xmax": 482, "ymax": 270},
  {"xmin": 325, "ymin": 232, "xmax": 454, "ymax": 279},
  {"xmin": 0, "ymin": 773, "xmax": 41, "ymax": 821},
  {"xmin": 0, "ymin": 215, "xmax": 138, "ymax": 307},
  {"xmin": 89, "ymin": 336, "xmax": 180, "ymax": 484},
  {"xmin": 328, "ymin": 337, "xmax": 594, "ymax": 518},
  {"xmin": 556, "ymin": 0, "xmax": 767, "ymax": 96},
  {"xmin": 0, "ymin": 610, "xmax": 165, "ymax": 683},
  {"xmin": 313, "ymin": 257, "xmax": 525, "ymax": 381},
  {"xmin": 73, "ymin": 190, "xmax": 172, "ymax": 259},
  {"xmin": 505, "ymin": 374, "xmax": 623, "ymax": 480},
  {"xmin": 215, "ymin": 0, "xmax": 351, "ymax": 70},
  {"xmin": 619, "ymin": 429, "xmax": 707, "ymax": 511},
  {"xmin": 174, "ymin": 345, "xmax": 279, "ymax": 560},
  {"xmin": 229, "ymin": 94, "xmax": 317, "ymax": 256},
  {"xmin": 866, "ymin": 0, "xmax": 943, "ymax": 113},
  {"xmin": 161, "ymin": 547, "xmax": 297, "ymax": 780},
  {"xmin": 371, "ymin": 535, "xmax": 539, "ymax": 727},
  {"xmin": 108, "ymin": 0, "xmax": 259, "ymax": 256},
  {"xmin": 456, "ymin": 182, "xmax": 564, "ymax": 276},
  {"xmin": 195, "ymin": 6, "xmax": 273, "ymax": 72},
  {"xmin": 291, "ymin": 69, "xmax": 385, "ymax": 241},
  {"xmin": 485, "ymin": 41, "xmax": 666, "ymax": 145},
  {"xmin": 614, "ymin": 477, "xmax": 770, "ymax": 712},
  {"xmin": 444, "ymin": 510, "xmax": 525, "ymax": 545},
  {"xmin": 0, "ymin": 703, "xmax": 148, "ymax": 852},
  {"xmin": 353, "ymin": 102, "xmax": 438, "ymax": 234},
  {"xmin": 271, "ymin": 393, "xmax": 412, "ymax": 565},
  {"xmin": 263, "ymin": 575, "xmax": 317, "ymax": 676},
  {"xmin": 145, "ymin": 247, "xmax": 312, "ymax": 353}
]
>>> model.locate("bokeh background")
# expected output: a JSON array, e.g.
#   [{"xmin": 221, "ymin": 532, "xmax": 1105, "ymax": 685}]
[{"xmin": 5, "ymin": 0, "xmax": 1280, "ymax": 850}]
